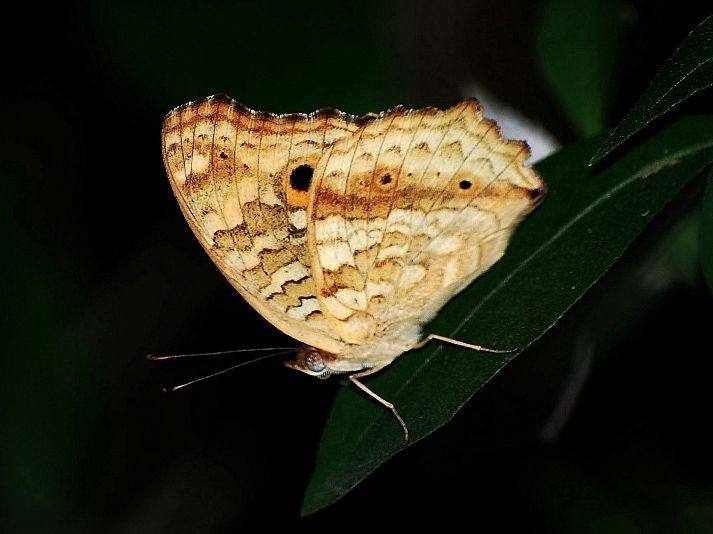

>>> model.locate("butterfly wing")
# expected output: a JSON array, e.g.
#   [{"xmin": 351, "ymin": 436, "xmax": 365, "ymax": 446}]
[
  {"xmin": 307, "ymin": 100, "xmax": 545, "ymax": 350},
  {"xmin": 162, "ymin": 95, "xmax": 369, "ymax": 353}
]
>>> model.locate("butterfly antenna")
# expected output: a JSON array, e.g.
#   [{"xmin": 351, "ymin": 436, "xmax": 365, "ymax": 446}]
[
  {"xmin": 155, "ymin": 349, "xmax": 296, "ymax": 392},
  {"xmin": 146, "ymin": 346, "xmax": 296, "ymax": 361}
]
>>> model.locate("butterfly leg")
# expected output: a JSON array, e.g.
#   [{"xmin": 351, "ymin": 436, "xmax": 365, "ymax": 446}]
[
  {"xmin": 349, "ymin": 366, "xmax": 409, "ymax": 445},
  {"xmin": 413, "ymin": 333, "xmax": 514, "ymax": 353}
]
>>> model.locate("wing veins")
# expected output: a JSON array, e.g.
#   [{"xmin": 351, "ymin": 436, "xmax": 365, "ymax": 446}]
[{"xmin": 363, "ymin": 110, "xmax": 425, "ymax": 290}]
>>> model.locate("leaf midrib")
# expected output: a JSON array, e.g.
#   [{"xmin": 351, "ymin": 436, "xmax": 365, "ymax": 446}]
[{"xmin": 642, "ymin": 56, "xmax": 713, "ymax": 116}]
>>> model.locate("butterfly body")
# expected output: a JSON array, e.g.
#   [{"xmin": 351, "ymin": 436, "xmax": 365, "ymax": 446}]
[{"xmin": 162, "ymin": 94, "xmax": 544, "ymax": 388}]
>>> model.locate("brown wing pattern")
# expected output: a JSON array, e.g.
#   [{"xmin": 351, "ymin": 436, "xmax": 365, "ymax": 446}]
[
  {"xmin": 162, "ymin": 95, "xmax": 370, "ymax": 353},
  {"xmin": 308, "ymin": 100, "xmax": 545, "ymax": 347}
]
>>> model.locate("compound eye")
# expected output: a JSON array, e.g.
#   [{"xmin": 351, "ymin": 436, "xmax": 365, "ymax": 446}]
[{"xmin": 305, "ymin": 352, "xmax": 326, "ymax": 373}]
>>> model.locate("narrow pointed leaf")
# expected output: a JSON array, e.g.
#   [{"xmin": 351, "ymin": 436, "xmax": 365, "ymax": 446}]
[
  {"xmin": 302, "ymin": 115, "xmax": 713, "ymax": 516},
  {"xmin": 590, "ymin": 15, "xmax": 713, "ymax": 166}
]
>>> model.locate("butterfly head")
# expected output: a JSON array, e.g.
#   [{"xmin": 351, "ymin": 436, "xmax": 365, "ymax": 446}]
[{"xmin": 284, "ymin": 346, "xmax": 334, "ymax": 380}]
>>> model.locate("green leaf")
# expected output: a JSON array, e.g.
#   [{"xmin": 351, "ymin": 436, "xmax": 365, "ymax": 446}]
[
  {"xmin": 590, "ymin": 15, "xmax": 713, "ymax": 166},
  {"xmin": 701, "ymin": 169, "xmax": 713, "ymax": 293},
  {"xmin": 537, "ymin": 0, "xmax": 624, "ymax": 136},
  {"xmin": 301, "ymin": 115, "xmax": 713, "ymax": 516}
]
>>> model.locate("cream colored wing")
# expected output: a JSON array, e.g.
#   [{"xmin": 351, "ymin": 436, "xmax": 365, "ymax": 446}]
[
  {"xmin": 162, "ymin": 94, "xmax": 374, "ymax": 353},
  {"xmin": 307, "ymin": 100, "xmax": 545, "ymax": 347}
]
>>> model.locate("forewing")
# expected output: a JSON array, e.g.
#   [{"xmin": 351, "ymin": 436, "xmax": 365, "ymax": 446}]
[{"xmin": 162, "ymin": 95, "xmax": 365, "ymax": 353}]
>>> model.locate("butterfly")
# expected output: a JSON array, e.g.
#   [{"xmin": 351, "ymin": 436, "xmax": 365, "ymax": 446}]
[{"xmin": 161, "ymin": 94, "xmax": 545, "ymax": 442}]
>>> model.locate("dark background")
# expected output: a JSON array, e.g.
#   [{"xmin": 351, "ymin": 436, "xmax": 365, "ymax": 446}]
[{"xmin": 2, "ymin": 1, "xmax": 712, "ymax": 531}]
